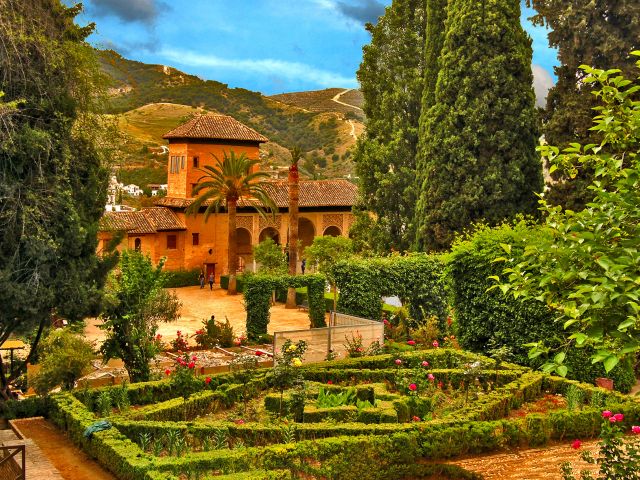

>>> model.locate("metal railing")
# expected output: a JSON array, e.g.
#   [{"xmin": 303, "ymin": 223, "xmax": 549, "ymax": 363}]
[{"xmin": 0, "ymin": 444, "xmax": 26, "ymax": 480}]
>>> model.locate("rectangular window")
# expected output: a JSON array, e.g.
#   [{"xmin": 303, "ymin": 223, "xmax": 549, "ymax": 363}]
[
  {"xmin": 166, "ymin": 234, "xmax": 177, "ymax": 250},
  {"xmin": 192, "ymin": 233, "xmax": 199, "ymax": 246},
  {"xmin": 193, "ymin": 156, "xmax": 199, "ymax": 168},
  {"xmin": 170, "ymin": 156, "xmax": 176, "ymax": 174},
  {"xmin": 181, "ymin": 156, "xmax": 185, "ymax": 169}
]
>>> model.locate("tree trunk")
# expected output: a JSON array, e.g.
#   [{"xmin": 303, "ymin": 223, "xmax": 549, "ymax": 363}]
[
  {"xmin": 286, "ymin": 160, "xmax": 300, "ymax": 308},
  {"xmin": 227, "ymin": 197, "xmax": 239, "ymax": 295}
]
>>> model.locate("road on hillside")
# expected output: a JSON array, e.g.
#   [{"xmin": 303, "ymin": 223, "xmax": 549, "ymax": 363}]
[{"xmin": 331, "ymin": 88, "xmax": 363, "ymax": 112}]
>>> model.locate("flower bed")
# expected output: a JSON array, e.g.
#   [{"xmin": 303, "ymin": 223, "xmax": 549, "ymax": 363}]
[{"xmin": 37, "ymin": 349, "xmax": 640, "ymax": 480}]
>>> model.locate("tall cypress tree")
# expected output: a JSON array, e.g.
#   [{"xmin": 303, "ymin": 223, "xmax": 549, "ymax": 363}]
[
  {"xmin": 414, "ymin": 0, "xmax": 448, "ymax": 250},
  {"xmin": 526, "ymin": 0, "xmax": 640, "ymax": 210},
  {"xmin": 414, "ymin": 0, "xmax": 542, "ymax": 251},
  {"xmin": 352, "ymin": 0, "xmax": 427, "ymax": 252}
]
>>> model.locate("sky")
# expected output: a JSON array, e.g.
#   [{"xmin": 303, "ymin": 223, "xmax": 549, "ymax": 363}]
[{"xmin": 76, "ymin": 0, "xmax": 557, "ymax": 104}]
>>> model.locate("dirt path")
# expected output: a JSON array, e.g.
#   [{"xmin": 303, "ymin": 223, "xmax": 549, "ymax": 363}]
[
  {"xmin": 331, "ymin": 88, "xmax": 364, "ymax": 111},
  {"xmin": 85, "ymin": 285, "xmax": 316, "ymax": 346},
  {"xmin": 12, "ymin": 418, "xmax": 116, "ymax": 480},
  {"xmin": 449, "ymin": 440, "xmax": 598, "ymax": 479}
]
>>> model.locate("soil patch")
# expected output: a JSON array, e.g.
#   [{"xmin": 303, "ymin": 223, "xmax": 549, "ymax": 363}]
[{"xmin": 12, "ymin": 418, "xmax": 116, "ymax": 480}]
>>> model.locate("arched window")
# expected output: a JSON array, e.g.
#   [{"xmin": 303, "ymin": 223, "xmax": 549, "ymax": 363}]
[
  {"xmin": 323, "ymin": 226, "xmax": 341, "ymax": 237},
  {"xmin": 134, "ymin": 238, "xmax": 142, "ymax": 251}
]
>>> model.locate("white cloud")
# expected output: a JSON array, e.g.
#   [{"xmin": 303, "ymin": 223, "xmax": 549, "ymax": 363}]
[
  {"xmin": 160, "ymin": 49, "xmax": 358, "ymax": 89},
  {"xmin": 532, "ymin": 64, "xmax": 555, "ymax": 108}
]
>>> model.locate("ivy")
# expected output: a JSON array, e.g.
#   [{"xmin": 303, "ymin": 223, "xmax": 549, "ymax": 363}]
[
  {"xmin": 332, "ymin": 254, "xmax": 447, "ymax": 328},
  {"xmin": 244, "ymin": 274, "xmax": 326, "ymax": 340}
]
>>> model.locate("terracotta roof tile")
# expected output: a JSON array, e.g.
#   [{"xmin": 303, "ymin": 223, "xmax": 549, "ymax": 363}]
[
  {"xmin": 100, "ymin": 207, "xmax": 186, "ymax": 234},
  {"xmin": 154, "ymin": 179, "xmax": 357, "ymax": 210},
  {"xmin": 163, "ymin": 114, "xmax": 268, "ymax": 143}
]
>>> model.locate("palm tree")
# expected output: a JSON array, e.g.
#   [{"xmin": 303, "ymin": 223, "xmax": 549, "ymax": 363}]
[
  {"xmin": 286, "ymin": 147, "xmax": 302, "ymax": 308},
  {"xmin": 187, "ymin": 151, "xmax": 277, "ymax": 295}
]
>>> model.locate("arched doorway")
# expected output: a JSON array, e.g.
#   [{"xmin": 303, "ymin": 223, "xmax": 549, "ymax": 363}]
[
  {"xmin": 236, "ymin": 228, "xmax": 252, "ymax": 272},
  {"xmin": 323, "ymin": 225, "xmax": 341, "ymax": 237},
  {"xmin": 259, "ymin": 227, "xmax": 280, "ymax": 245},
  {"xmin": 298, "ymin": 217, "xmax": 315, "ymax": 249},
  {"xmin": 134, "ymin": 238, "xmax": 142, "ymax": 251}
]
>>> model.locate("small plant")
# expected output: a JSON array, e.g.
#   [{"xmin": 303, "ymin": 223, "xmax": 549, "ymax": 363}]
[
  {"xmin": 169, "ymin": 353, "xmax": 202, "ymax": 400},
  {"xmin": 565, "ymin": 385, "xmax": 585, "ymax": 412},
  {"xmin": 152, "ymin": 437, "xmax": 163, "ymax": 456},
  {"xmin": 214, "ymin": 428, "xmax": 228, "ymax": 450},
  {"xmin": 233, "ymin": 438, "xmax": 246, "ymax": 450},
  {"xmin": 590, "ymin": 390, "xmax": 607, "ymax": 409},
  {"xmin": 366, "ymin": 340, "xmax": 383, "ymax": 356},
  {"xmin": 170, "ymin": 330, "xmax": 189, "ymax": 351},
  {"xmin": 561, "ymin": 410, "xmax": 640, "ymax": 479},
  {"xmin": 112, "ymin": 382, "xmax": 130, "ymax": 411},
  {"xmin": 174, "ymin": 436, "xmax": 188, "ymax": 457},
  {"xmin": 489, "ymin": 345, "xmax": 512, "ymax": 386},
  {"xmin": 138, "ymin": 432, "xmax": 151, "ymax": 452},
  {"xmin": 96, "ymin": 391, "xmax": 112, "ymax": 417},
  {"xmin": 344, "ymin": 331, "xmax": 365, "ymax": 357},
  {"xmin": 195, "ymin": 317, "xmax": 236, "ymax": 348},
  {"xmin": 165, "ymin": 430, "xmax": 179, "ymax": 456},
  {"xmin": 281, "ymin": 424, "xmax": 297, "ymax": 444},
  {"xmin": 202, "ymin": 436, "xmax": 213, "ymax": 452},
  {"xmin": 267, "ymin": 339, "xmax": 308, "ymax": 417},
  {"xmin": 410, "ymin": 315, "xmax": 441, "ymax": 346}
]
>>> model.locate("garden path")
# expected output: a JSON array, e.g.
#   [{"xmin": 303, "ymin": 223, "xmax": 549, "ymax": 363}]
[
  {"xmin": 447, "ymin": 440, "xmax": 599, "ymax": 479},
  {"xmin": 84, "ymin": 285, "xmax": 316, "ymax": 346}
]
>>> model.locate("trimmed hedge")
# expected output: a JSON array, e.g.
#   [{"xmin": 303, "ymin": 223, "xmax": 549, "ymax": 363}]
[
  {"xmin": 332, "ymin": 254, "xmax": 447, "ymax": 328},
  {"xmin": 446, "ymin": 222, "xmax": 636, "ymax": 393},
  {"xmin": 163, "ymin": 268, "xmax": 201, "ymax": 288},
  {"xmin": 220, "ymin": 274, "xmax": 246, "ymax": 292}
]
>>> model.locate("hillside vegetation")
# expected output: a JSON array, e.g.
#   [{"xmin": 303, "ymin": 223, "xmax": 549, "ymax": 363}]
[
  {"xmin": 271, "ymin": 88, "xmax": 365, "ymax": 120},
  {"xmin": 100, "ymin": 50, "xmax": 360, "ymax": 187}
]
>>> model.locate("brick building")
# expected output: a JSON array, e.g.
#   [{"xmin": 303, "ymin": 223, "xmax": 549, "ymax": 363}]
[{"xmin": 98, "ymin": 114, "xmax": 356, "ymax": 280}]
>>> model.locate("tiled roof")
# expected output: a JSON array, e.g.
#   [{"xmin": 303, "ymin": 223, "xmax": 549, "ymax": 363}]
[
  {"xmin": 163, "ymin": 114, "xmax": 268, "ymax": 143},
  {"xmin": 100, "ymin": 207, "xmax": 186, "ymax": 234},
  {"xmin": 154, "ymin": 179, "xmax": 358, "ymax": 210}
]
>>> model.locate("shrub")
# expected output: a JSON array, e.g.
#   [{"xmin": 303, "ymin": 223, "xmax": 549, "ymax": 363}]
[
  {"xmin": 163, "ymin": 268, "xmax": 201, "ymax": 288},
  {"xmin": 221, "ymin": 274, "xmax": 246, "ymax": 292}
]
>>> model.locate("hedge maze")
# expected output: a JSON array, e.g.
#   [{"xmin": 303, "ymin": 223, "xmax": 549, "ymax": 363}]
[{"xmin": 45, "ymin": 349, "xmax": 640, "ymax": 480}]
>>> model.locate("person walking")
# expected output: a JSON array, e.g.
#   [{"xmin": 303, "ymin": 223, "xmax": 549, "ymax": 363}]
[
  {"xmin": 208, "ymin": 272, "xmax": 214, "ymax": 291},
  {"xmin": 301, "ymin": 258, "xmax": 306, "ymax": 274},
  {"xmin": 199, "ymin": 272, "xmax": 205, "ymax": 289}
]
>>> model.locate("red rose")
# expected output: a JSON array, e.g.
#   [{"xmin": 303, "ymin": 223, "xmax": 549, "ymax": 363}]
[
  {"xmin": 614, "ymin": 413, "xmax": 624, "ymax": 422},
  {"xmin": 571, "ymin": 440, "xmax": 581, "ymax": 449},
  {"xmin": 205, "ymin": 377, "xmax": 211, "ymax": 384},
  {"xmin": 188, "ymin": 361, "xmax": 195, "ymax": 369},
  {"xmin": 407, "ymin": 340, "xmax": 416, "ymax": 346},
  {"xmin": 408, "ymin": 383, "xmax": 417, "ymax": 391},
  {"xmin": 165, "ymin": 369, "xmax": 171, "ymax": 376}
]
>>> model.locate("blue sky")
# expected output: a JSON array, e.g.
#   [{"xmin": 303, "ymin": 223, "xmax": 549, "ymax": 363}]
[{"xmin": 77, "ymin": 0, "xmax": 557, "ymax": 102}]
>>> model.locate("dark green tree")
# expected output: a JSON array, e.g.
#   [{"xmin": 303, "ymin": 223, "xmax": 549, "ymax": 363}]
[
  {"xmin": 526, "ymin": 0, "xmax": 640, "ymax": 210},
  {"xmin": 414, "ymin": 0, "xmax": 542, "ymax": 250},
  {"xmin": 100, "ymin": 251, "xmax": 181, "ymax": 383},
  {"xmin": 0, "ymin": 0, "xmax": 115, "ymax": 400},
  {"xmin": 352, "ymin": 0, "xmax": 427, "ymax": 253}
]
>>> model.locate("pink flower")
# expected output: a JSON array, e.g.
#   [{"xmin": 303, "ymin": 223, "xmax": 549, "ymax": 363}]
[
  {"xmin": 192, "ymin": 356, "xmax": 198, "ymax": 362},
  {"xmin": 395, "ymin": 359, "xmax": 402, "ymax": 365},
  {"xmin": 421, "ymin": 361, "xmax": 429, "ymax": 367},
  {"xmin": 409, "ymin": 383, "xmax": 417, "ymax": 391},
  {"xmin": 383, "ymin": 319, "xmax": 390, "ymax": 325},
  {"xmin": 235, "ymin": 419, "xmax": 245, "ymax": 425},
  {"xmin": 165, "ymin": 369, "xmax": 171, "ymax": 376},
  {"xmin": 188, "ymin": 361, "xmax": 195, "ymax": 369},
  {"xmin": 609, "ymin": 417, "xmax": 617, "ymax": 423},
  {"xmin": 327, "ymin": 380, "xmax": 333, "ymax": 385},
  {"xmin": 614, "ymin": 413, "xmax": 624, "ymax": 422},
  {"xmin": 407, "ymin": 340, "xmax": 416, "ymax": 346},
  {"xmin": 602, "ymin": 410, "xmax": 612, "ymax": 418},
  {"xmin": 412, "ymin": 416, "xmax": 421, "ymax": 422},
  {"xmin": 427, "ymin": 373, "xmax": 435, "ymax": 381},
  {"xmin": 631, "ymin": 426, "xmax": 640, "ymax": 434},
  {"xmin": 571, "ymin": 439, "xmax": 581, "ymax": 449},
  {"xmin": 432, "ymin": 340, "xmax": 439, "ymax": 348}
]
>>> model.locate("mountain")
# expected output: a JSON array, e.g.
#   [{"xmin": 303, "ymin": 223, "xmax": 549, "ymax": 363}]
[
  {"xmin": 270, "ymin": 88, "xmax": 365, "ymax": 120},
  {"xmin": 98, "ymin": 50, "xmax": 363, "ymax": 188}
]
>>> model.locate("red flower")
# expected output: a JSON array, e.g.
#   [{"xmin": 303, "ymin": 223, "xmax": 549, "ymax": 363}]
[
  {"xmin": 571, "ymin": 439, "xmax": 581, "ymax": 449},
  {"xmin": 432, "ymin": 340, "xmax": 439, "ymax": 348},
  {"xmin": 614, "ymin": 413, "xmax": 624, "ymax": 422},
  {"xmin": 255, "ymin": 350, "xmax": 263, "ymax": 356},
  {"xmin": 602, "ymin": 410, "xmax": 612, "ymax": 418},
  {"xmin": 407, "ymin": 340, "xmax": 416, "ymax": 346},
  {"xmin": 205, "ymin": 377, "xmax": 211, "ymax": 384},
  {"xmin": 235, "ymin": 419, "xmax": 245, "ymax": 425},
  {"xmin": 327, "ymin": 380, "xmax": 333, "ymax": 385},
  {"xmin": 395, "ymin": 359, "xmax": 402, "ymax": 365},
  {"xmin": 447, "ymin": 316, "xmax": 452, "ymax": 326},
  {"xmin": 408, "ymin": 383, "xmax": 417, "ymax": 391},
  {"xmin": 412, "ymin": 416, "xmax": 421, "ymax": 422},
  {"xmin": 165, "ymin": 369, "xmax": 171, "ymax": 376},
  {"xmin": 188, "ymin": 361, "xmax": 195, "ymax": 369},
  {"xmin": 437, "ymin": 381, "xmax": 443, "ymax": 389},
  {"xmin": 383, "ymin": 319, "xmax": 390, "ymax": 325},
  {"xmin": 156, "ymin": 334, "xmax": 162, "ymax": 339},
  {"xmin": 632, "ymin": 426, "xmax": 640, "ymax": 434},
  {"xmin": 609, "ymin": 417, "xmax": 617, "ymax": 423}
]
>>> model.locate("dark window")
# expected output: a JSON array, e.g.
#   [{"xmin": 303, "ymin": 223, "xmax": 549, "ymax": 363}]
[
  {"xmin": 167, "ymin": 234, "xmax": 177, "ymax": 249},
  {"xmin": 192, "ymin": 233, "xmax": 199, "ymax": 246},
  {"xmin": 181, "ymin": 156, "xmax": 185, "ymax": 169},
  {"xmin": 193, "ymin": 156, "xmax": 199, "ymax": 168},
  {"xmin": 134, "ymin": 238, "xmax": 142, "ymax": 251}
]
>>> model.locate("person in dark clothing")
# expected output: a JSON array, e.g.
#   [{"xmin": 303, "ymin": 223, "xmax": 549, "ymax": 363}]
[
  {"xmin": 301, "ymin": 258, "xmax": 306, "ymax": 274},
  {"xmin": 199, "ymin": 272, "xmax": 205, "ymax": 289},
  {"xmin": 208, "ymin": 273, "xmax": 214, "ymax": 290}
]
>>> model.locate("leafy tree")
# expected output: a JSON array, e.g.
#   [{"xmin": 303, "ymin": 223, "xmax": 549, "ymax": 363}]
[
  {"xmin": 31, "ymin": 329, "xmax": 95, "ymax": 395},
  {"xmin": 253, "ymin": 238, "xmax": 286, "ymax": 275},
  {"xmin": 499, "ymin": 56, "xmax": 640, "ymax": 376},
  {"xmin": 526, "ymin": 0, "xmax": 640, "ymax": 210},
  {"xmin": 305, "ymin": 236, "xmax": 354, "ymax": 311},
  {"xmin": 286, "ymin": 146, "xmax": 301, "ymax": 308},
  {"xmin": 352, "ymin": 0, "xmax": 428, "ymax": 252},
  {"xmin": 0, "ymin": 0, "xmax": 116, "ymax": 400},
  {"xmin": 187, "ymin": 151, "xmax": 277, "ymax": 294},
  {"xmin": 100, "ymin": 251, "xmax": 181, "ymax": 383},
  {"xmin": 414, "ymin": 0, "xmax": 542, "ymax": 250}
]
